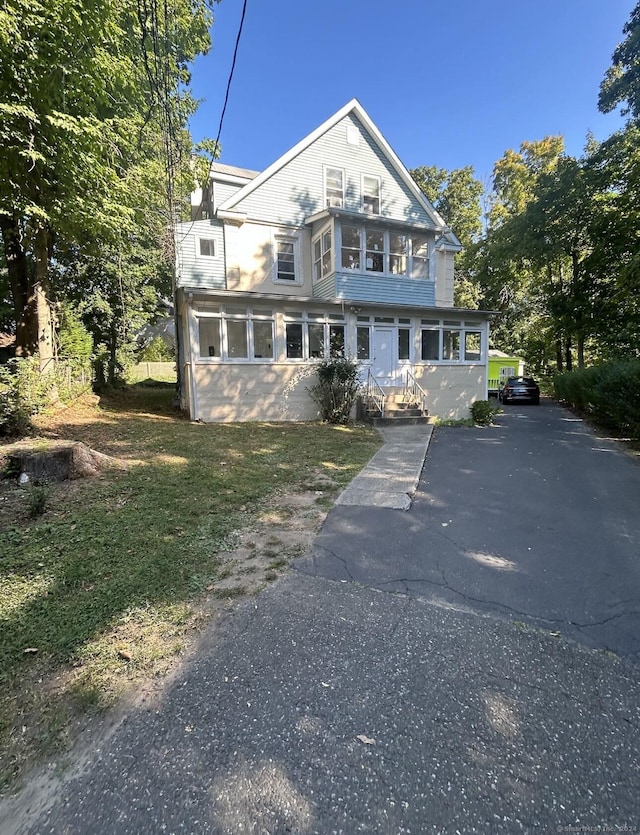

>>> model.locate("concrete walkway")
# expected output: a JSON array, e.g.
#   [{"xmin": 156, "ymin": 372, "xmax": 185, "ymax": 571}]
[{"xmin": 335, "ymin": 424, "xmax": 433, "ymax": 510}]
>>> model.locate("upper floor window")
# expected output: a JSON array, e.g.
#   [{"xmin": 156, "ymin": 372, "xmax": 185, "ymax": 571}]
[
  {"xmin": 363, "ymin": 175, "xmax": 380, "ymax": 214},
  {"xmin": 389, "ymin": 232, "xmax": 407, "ymax": 274},
  {"xmin": 313, "ymin": 229, "xmax": 332, "ymax": 281},
  {"xmin": 341, "ymin": 225, "xmax": 361, "ymax": 270},
  {"xmin": 325, "ymin": 167, "xmax": 344, "ymax": 208},
  {"xmin": 275, "ymin": 237, "xmax": 296, "ymax": 282},
  {"xmin": 411, "ymin": 234, "xmax": 429, "ymax": 278},
  {"xmin": 365, "ymin": 230, "xmax": 384, "ymax": 272},
  {"xmin": 199, "ymin": 238, "xmax": 215, "ymax": 257}
]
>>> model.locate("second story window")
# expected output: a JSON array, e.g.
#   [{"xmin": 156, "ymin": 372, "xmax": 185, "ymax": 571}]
[
  {"xmin": 325, "ymin": 167, "xmax": 344, "ymax": 208},
  {"xmin": 199, "ymin": 238, "xmax": 215, "ymax": 257},
  {"xmin": 313, "ymin": 229, "xmax": 332, "ymax": 280},
  {"xmin": 411, "ymin": 234, "xmax": 429, "ymax": 278},
  {"xmin": 363, "ymin": 175, "xmax": 380, "ymax": 214},
  {"xmin": 275, "ymin": 238, "xmax": 296, "ymax": 282}
]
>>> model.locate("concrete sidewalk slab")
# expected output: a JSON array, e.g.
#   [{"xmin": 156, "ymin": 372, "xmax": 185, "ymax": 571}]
[{"xmin": 335, "ymin": 424, "xmax": 433, "ymax": 510}]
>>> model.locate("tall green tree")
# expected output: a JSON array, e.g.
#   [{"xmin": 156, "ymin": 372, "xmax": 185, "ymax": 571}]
[
  {"xmin": 410, "ymin": 164, "xmax": 483, "ymax": 306},
  {"xmin": 598, "ymin": 1, "xmax": 640, "ymax": 121},
  {"xmin": 0, "ymin": 0, "xmax": 214, "ymax": 371}
]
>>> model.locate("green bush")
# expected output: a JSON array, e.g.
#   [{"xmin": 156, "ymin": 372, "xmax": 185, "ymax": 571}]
[
  {"xmin": 138, "ymin": 336, "xmax": 174, "ymax": 362},
  {"xmin": 470, "ymin": 399, "xmax": 500, "ymax": 426},
  {"xmin": 0, "ymin": 357, "xmax": 53, "ymax": 436},
  {"xmin": 308, "ymin": 357, "xmax": 360, "ymax": 424},
  {"xmin": 554, "ymin": 361, "xmax": 640, "ymax": 438}
]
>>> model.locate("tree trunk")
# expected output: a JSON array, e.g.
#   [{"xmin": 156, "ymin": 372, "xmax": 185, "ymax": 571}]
[
  {"xmin": 0, "ymin": 214, "xmax": 38, "ymax": 356},
  {"xmin": 577, "ymin": 333, "xmax": 585, "ymax": 369},
  {"xmin": 33, "ymin": 224, "xmax": 55, "ymax": 374},
  {"xmin": 555, "ymin": 337, "xmax": 563, "ymax": 372},
  {"xmin": 565, "ymin": 338, "xmax": 573, "ymax": 372}
]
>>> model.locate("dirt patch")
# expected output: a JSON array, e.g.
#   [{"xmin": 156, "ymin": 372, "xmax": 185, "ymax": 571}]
[{"xmin": 210, "ymin": 487, "xmax": 330, "ymax": 597}]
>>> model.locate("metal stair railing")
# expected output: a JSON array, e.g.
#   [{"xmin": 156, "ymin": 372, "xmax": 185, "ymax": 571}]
[
  {"xmin": 403, "ymin": 370, "xmax": 428, "ymax": 415},
  {"xmin": 364, "ymin": 370, "xmax": 386, "ymax": 417}
]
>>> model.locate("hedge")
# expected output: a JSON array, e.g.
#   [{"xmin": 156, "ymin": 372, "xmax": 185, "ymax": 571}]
[{"xmin": 553, "ymin": 361, "xmax": 640, "ymax": 439}]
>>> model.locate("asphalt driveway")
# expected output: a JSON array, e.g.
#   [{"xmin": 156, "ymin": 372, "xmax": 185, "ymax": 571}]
[
  {"xmin": 6, "ymin": 399, "xmax": 640, "ymax": 834},
  {"xmin": 298, "ymin": 398, "xmax": 640, "ymax": 657}
]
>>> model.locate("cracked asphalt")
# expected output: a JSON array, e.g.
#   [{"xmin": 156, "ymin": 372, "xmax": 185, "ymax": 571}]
[
  {"xmin": 7, "ymin": 399, "xmax": 640, "ymax": 834},
  {"xmin": 298, "ymin": 399, "xmax": 640, "ymax": 658}
]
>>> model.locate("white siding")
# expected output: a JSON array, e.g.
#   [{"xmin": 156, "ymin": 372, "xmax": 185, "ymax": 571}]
[
  {"xmin": 175, "ymin": 221, "xmax": 226, "ymax": 289},
  {"xmin": 229, "ymin": 114, "xmax": 435, "ymax": 228},
  {"xmin": 213, "ymin": 182, "xmax": 242, "ymax": 211}
]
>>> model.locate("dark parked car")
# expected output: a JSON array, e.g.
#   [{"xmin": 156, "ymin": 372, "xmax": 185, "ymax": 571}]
[{"xmin": 500, "ymin": 376, "xmax": 540, "ymax": 405}]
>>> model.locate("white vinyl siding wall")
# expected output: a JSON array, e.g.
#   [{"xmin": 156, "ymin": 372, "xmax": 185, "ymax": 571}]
[
  {"xmin": 227, "ymin": 114, "xmax": 435, "ymax": 228},
  {"xmin": 175, "ymin": 221, "xmax": 226, "ymax": 289}
]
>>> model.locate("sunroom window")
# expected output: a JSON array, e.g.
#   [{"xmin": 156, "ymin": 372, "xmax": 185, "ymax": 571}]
[
  {"xmin": 442, "ymin": 328, "xmax": 461, "ymax": 360},
  {"xmin": 389, "ymin": 232, "xmax": 407, "ymax": 275},
  {"xmin": 365, "ymin": 230, "xmax": 384, "ymax": 272},
  {"xmin": 313, "ymin": 229, "xmax": 333, "ymax": 280},
  {"xmin": 199, "ymin": 318, "xmax": 221, "ymax": 357},
  {"xmin": 341, "ymin": 225, "xmax": 361, "ymax": 270},
  {"xmin": 226, "ymin": 320, "xmax": 248, "ymax": 359},
  {"xmin": 464, "ymin": 331, "xmax": 482, "ymax": 361},
  {"xmin": 411, "ymin": 234, "xmax": 429, "ymax": 278}
]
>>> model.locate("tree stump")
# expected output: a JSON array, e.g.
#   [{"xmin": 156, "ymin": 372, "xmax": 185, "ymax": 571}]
[{"xmin": 7, "ymin": 441, "xmax": 125, "ymax": 483}]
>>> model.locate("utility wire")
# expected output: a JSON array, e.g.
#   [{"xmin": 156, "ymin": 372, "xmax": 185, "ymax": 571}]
[
  {"xmin": 176, "ymin": 0, "xmax": 249, "ymax": 246},
  {"xmin": 210, "ymin": 0, "xmax": 248, "ymax": 161}
]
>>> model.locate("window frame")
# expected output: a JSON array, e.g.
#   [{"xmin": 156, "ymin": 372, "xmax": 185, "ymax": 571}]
[
  {"xmin": 197, "ymin": 237, "xmax": 216, "ymax": 258},
  {"xmin": 419, "ymin": 319, "xmax": 485, "ymax": 364},
  {"xmin": 362, "ymin": 174, "xmax": 381, "ymax": 215},
  {"xmin": 324, "ymin": 166, "xmax": 345, "ymax": 209},
  {"xmin": 313, "ymin": 227, "xmax": 333, "ymax": 281},
  {"xmin": 195, "ymin": 307, "xmax": 275, "ymax": 363},
  {"xmin": 283, "ymin": 311, "xmax": 346, "ymax": 361},
  {"xmin": 273, "ymin": 234, "xmax": 299, "ymax": 284}
]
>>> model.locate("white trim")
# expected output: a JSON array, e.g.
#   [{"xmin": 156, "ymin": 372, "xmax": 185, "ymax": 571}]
[
  {"xmin": 196, "ymin": 236, "xmax": 216, "ymax": 258},
  {"xmin": 272, "ymin": 232, "xmax": 302, "ymax": 286}
]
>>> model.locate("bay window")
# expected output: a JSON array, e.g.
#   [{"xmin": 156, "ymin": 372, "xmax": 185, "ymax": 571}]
[
  {"xmin": 365, "ymin": 230, "xmax": 384, "ymax": 272},
  {"xmin": 411, "ymin": 234, "xmax": 429, "ymax": 278},
  {"xmin": 313, "ymin": 229, "xmax": 332, "ymax": 280},
  {"xmin": 341, "ymin": 225, "xmax": 361, "ymax": 270},
  {"xmin": 389, "ymin": 232, "xmax": 407, "ymax": 275}
]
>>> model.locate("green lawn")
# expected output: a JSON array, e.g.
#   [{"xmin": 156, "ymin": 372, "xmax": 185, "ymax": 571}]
[{"xmin": 0, "ymin": 385, "xmax": 381, "ymax": 789}]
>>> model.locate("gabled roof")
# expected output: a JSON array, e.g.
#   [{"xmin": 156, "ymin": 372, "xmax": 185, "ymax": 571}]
[{"xmin": 217, "ymin": 99, "xmax": 461, "ymax": 249}]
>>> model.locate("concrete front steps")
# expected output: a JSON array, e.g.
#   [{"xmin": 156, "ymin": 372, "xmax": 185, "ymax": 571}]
[{"xmin": 365, "ymin": 389, "xmax": 433, "ymax": 427}]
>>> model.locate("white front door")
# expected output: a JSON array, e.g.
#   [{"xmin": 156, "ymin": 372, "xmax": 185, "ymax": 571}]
[{"xmin": 372, "ymin": 327, "xmax": 395, "ymax": 380}]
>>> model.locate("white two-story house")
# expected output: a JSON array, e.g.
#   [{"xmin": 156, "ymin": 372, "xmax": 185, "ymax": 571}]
[{"xmin": 175, "ymin": 99, "xmax": 491, "ymax": 422}]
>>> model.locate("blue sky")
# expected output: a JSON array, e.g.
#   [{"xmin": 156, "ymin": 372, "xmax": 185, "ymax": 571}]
[{"xmin": 188, "ymin": 0, "xmax": 634, "ymax": 183}]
